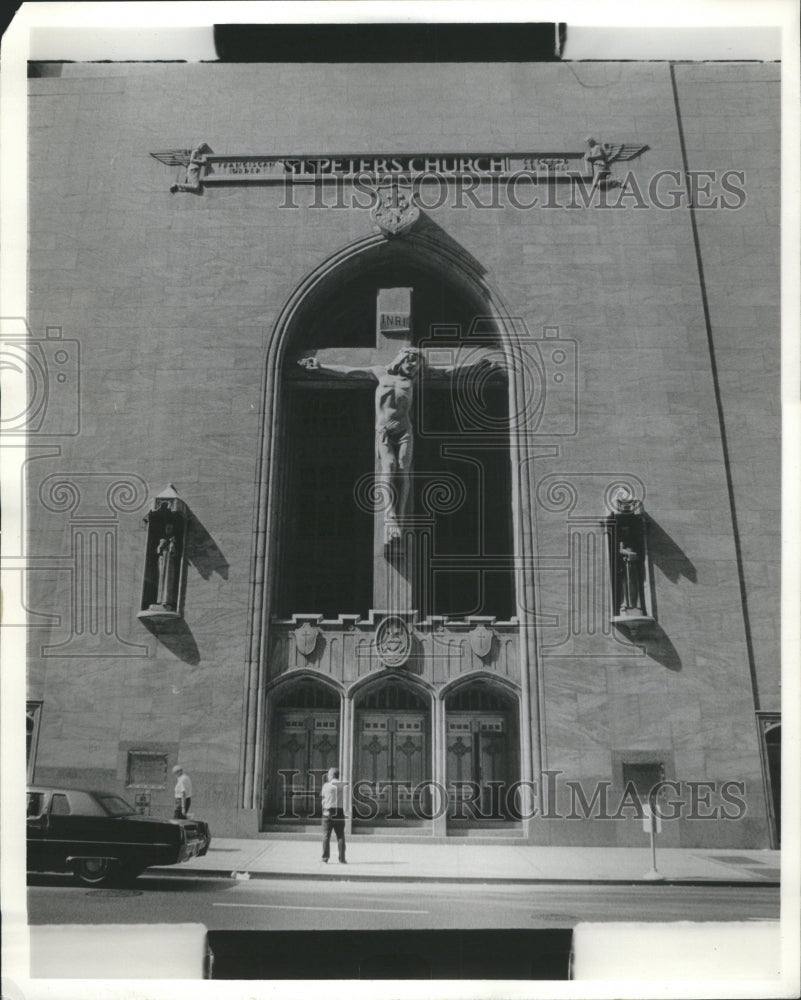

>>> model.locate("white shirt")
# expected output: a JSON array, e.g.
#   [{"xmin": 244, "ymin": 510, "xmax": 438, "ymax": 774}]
[
  {"xmin": 175, "ymin": 773, "xmax": 192, "ymax": 798},
  {"xmin": 320, "ymin": 779, "xmax": 345, "ymax": 811}
]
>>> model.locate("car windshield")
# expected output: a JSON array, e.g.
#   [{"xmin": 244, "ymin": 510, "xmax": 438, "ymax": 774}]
[{"xmin": 96, "ymin": 794, "xmax": 138, "ymax": 816}]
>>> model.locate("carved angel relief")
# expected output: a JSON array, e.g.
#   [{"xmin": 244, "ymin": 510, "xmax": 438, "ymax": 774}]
[
  {"xmin": 151, "ymin": 143, "xmax": 212, "ymax": 193},
  {"xmin": 584, "ymin": 138, "xmax": 649, "ymax": 189}
]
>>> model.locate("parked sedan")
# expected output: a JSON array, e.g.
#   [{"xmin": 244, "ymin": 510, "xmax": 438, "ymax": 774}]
[{"xmin": 27, "ymin": 786, "xmax": 211, "ymax": 886}]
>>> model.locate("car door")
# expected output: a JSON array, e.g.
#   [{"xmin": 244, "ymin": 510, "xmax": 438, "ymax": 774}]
[
  {"xmin": 26, "ymin": 790, "xmax": 49, "ymax": 870},
  {"xmin": 43, "ymin": 791, "xmax": 79, "ymax": 869},
  {"xmin": 53, "ymin": 791, "xmax": 125, "ymax": 861}
]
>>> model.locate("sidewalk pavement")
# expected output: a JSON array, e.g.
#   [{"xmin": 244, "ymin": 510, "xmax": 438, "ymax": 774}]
[{"xmin": 154, "ymin": 837, "xmax": 780, "ymax": 886}]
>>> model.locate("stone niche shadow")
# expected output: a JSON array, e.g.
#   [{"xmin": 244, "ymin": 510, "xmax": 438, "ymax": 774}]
[
  {"xmin": 139, "ymin": 614, "xmax": 201, "ymax": 665},
  {"xmin": 645, "ymin": 514, "xmax": 697, "ymax": 588},
  {"xmin": 613, "ymin": 617, "xmax": 681, "ymax": 672},
  {"xmin": 186, "ymin": 513, "xmax": 229, "ymax": 581},
  {"xmin": 641, "ymin": 623, "xmax": 682, "ymax": 672}
]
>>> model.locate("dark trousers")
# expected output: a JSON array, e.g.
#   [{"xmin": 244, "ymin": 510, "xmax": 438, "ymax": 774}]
[
  {"xmin": 321, "ymin": 810, "xmax": 346, "ymax": 861},
  {"xmin": 174, "ymin": 797, "xmax": 191, "ymax": 819}
]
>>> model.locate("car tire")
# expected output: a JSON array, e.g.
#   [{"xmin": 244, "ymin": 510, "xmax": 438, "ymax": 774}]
[{"xmin": 72, "ymin": 858, "xmax": 117, "ymax": 887}]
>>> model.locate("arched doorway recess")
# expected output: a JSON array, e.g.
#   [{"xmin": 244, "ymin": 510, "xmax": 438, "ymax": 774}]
[
  {"xmin": 266, "ymin": 675, "xmax": 342, "ymax": 822},
  {"xmin": 351, "ymin": 675, "xmax": 434, "ymax": 825},
  {"xmin": 444, "ymin": 676, "xmax": 522, "ymax": 826},
  {"xmin": 243, "ymin": 231, "xmax": 542, "ymax": 838}
]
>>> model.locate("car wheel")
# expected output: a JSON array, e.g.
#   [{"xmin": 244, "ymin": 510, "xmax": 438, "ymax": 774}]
[{"xmin": 73, "ymin": 858, "xmax": 117, "ymax": 887}]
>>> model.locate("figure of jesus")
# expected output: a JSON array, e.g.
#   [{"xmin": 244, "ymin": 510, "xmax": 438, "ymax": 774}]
[
  {"xmin": 299, "ymin": 347, "xmax": 422, "ymax": 544},
  {"xmin": 299, "ymin": 346, "xmax": 502, "ymax": 545}
]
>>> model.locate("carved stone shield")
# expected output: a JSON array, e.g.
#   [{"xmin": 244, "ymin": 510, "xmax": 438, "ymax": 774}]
[
  {"xmin": 371, "ymin": 185, "xmax": 420, "ymax": 237},
  {"xmin": 469, "ymin": 623, "xmax": 494, "ymax": 659},
  {"xmin": 295, "ymin": 622, "xmax": 320, "ymax": 657},
  {"xmin": 375, "ymin": 615, "xmax": 412, "ymax": 668}
]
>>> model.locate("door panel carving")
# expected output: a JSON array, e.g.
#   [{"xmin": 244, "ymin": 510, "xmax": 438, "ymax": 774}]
[{"xmin": 273, "ymin": 710, "xmax": 339, "ymax": 819}]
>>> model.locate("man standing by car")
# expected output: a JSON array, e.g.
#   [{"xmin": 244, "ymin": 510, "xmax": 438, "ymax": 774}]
[
  {"xmin": 320, "ymin": 767, "xmax": 346, "ymax": 864},
  {"xmin": 173, "ymin": 765, "xmax": 192, "ymax": 818}
]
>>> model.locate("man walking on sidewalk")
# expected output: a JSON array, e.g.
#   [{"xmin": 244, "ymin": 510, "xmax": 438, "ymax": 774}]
[{"xmin": 320, "ymin": 767, "xmax": 347, "ymax": 864}]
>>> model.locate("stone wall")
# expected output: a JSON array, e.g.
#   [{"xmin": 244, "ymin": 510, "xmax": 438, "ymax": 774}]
[{"xmin": 25, "ymin": 60, "xmax": 778, "ymax": 843}]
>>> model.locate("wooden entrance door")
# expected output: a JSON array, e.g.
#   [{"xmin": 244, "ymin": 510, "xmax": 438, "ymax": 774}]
[
  {"xmin": 356, "ymin": 711, "xmax": 427, "ymax": 819},
  {"xmin": 446, "ymin": 713, "xmax": 511, "ymax": 819},
  {"xmin": 273, "ymin": 710, "xmax": 339, "ymax": 819}
]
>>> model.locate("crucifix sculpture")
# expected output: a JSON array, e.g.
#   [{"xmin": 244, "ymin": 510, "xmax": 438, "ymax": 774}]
[
  {"xmin": 298, "ymin": 344, "xmax": 421, "ymax": 544},
  {"xmin": 294, "ymin": 286, "xmax": 502, "ymax": 612}
]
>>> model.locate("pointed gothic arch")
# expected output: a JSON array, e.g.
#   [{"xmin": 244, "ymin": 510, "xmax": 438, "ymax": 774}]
[{"xmin": 241, "ymin": 230, "xmax": 542, "ymax": 819}]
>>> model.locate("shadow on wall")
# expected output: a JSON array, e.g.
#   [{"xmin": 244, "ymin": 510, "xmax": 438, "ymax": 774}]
[
  {"xmin": 623, "ymin": 514, "xmax": 695, "ymax": 671},
  {"xmin": 641, "ymin": 623, "xmax": 682, "ymax": 672},
  {"xmin": 186, "ymin": 514, "xmax": 229, "ymax": 581},
  {"xmin": 614, "ymin": 620, "xmax": 682, "ymax": 672},
  {"xmin": 645, "ymin": 514, "xmax": 697, "ymax": 585},
  {"xmin": 139, "ymin": 616, "xmax": 201, "ymax": 665},
  {"xmin": 412, "ymin": 213, "xmax": 489, "ymax": 279}
]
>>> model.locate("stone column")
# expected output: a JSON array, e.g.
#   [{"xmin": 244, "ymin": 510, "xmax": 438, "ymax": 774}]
[
  {"xmin": 432, "ymin": 694, "xmax": 448, "ymax": 837},
  {"xmin": 341, "ymin": 692, "xmax": 354, "ymax": 836}
]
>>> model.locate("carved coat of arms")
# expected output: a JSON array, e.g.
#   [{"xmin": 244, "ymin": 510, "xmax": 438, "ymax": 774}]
[
  {"xmin": 371, "ymin": 185, "xmax": 420, "ymax": 236},
  {"xmin": 295, "ymin": 621, "xmax": 320, "ymax": 658},
  {"xmin": 469, "ymin": 623, "xmax": 494, "ymax": 659},
  {"xmin": 375, "ymin": 615, "xmax": 412, "ymax": 668}
]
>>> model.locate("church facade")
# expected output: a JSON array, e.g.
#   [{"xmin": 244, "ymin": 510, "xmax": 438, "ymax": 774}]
[{"xmin": 21, "ymin": 50, "xmax": 780, "ymax": 847}]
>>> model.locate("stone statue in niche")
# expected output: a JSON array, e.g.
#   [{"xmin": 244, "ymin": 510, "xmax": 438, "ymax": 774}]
[
  {"xmin": 138, "ymin": 485, "xmax": 189, "ymax": 624},
  {"xmin": 153, "ymin": 522, "xmax": 180, "ymax": 610},
  {"xmin": 298, "ymin": 347, "xmax": 501, "ymax": 546},
  {"xmin": 615, "ymin": 522, "xmax": 646, "ymax": 617}
]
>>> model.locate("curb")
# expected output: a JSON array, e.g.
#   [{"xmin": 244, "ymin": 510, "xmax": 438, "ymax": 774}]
[{"xmin": 146, "ymin": 867, "xmax": 779, "ymax": 888}]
